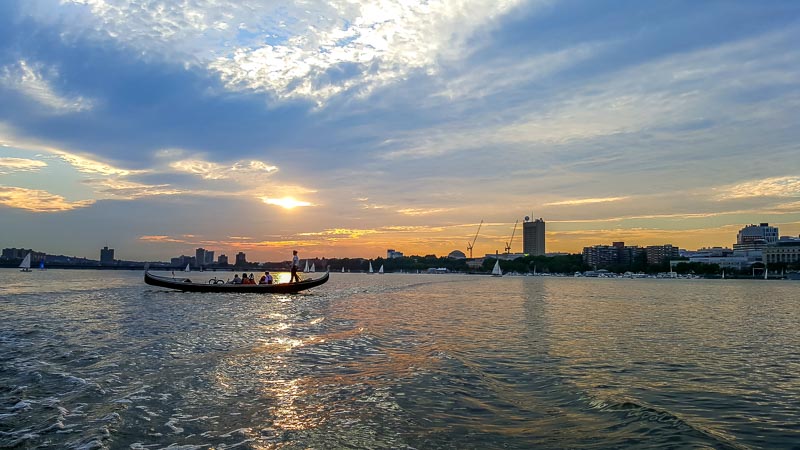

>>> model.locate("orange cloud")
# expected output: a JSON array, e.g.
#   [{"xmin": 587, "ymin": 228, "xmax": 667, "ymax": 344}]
[{"xmin": 0, "ymin": 185, "xmax": 94, "ymax": 212}]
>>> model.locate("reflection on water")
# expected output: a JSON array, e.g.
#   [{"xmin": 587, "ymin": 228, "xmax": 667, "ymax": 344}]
[{"xmin": 2, "ymin": 269, "xmax": 800, "ymax": 448}]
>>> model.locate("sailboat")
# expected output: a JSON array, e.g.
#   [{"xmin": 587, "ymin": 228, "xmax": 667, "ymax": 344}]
[
  {"xmin": 303, "ymin": 260, "xmax": 310, "ymax": 273},
  {"xmin": 185, "ymin": 263, "xmax": 191, "ymax": 272},
  {"xmin": 310, "ymin": 263, "xmax": 316, "ymax": 273},
  {"xmin": 378, "ymin": 264, "xmax": 384, "ymax": 274},
  {"xmin": 764, "ymin": 264, "xmax": 768, "ymax": 280},
  {"xmin": 19, "ymin": 253, "xmax": 32, "ymax": 272},
  {"xmin": 368, "ymin": 261, "xmax": 374, "ymax": 274},
  {"xmin": 491, "ymin": 259, "xmax": 503, "ymax": 277},
  {"xmin": 39, "ymin": 260, "xmax": 45, "ymax": 271},
  {"xmin": 341, "ymin": 267, "xmax": 345, "ymax": 273}
]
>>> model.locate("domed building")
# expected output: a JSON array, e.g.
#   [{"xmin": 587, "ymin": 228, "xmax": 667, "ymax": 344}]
[{"xmin": 448, "ymin": 250, "xmax": 467, "ymax": 259}]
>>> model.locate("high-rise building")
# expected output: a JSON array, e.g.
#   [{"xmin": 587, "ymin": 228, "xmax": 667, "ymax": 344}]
[
  {"xmin": 736, "ymin": 223, "xmax": 779, "ymax": 246},
  {"xmin": 522, "ymin": 217, "xmax": 546, "ymax": 256},
  {"xmin": 218, "ymin": 254, "xmax": 228, "ymax": 266},
  {"xmin": 235, "ymin": 252, "xmax": 247, "ymax": 266},
  {"xmin": 645, "ymin": 244, "xmax": 679, "ymax": 265},
  {"xmin": 195, "ymin": 248, "xmax": 206, "ymax": 267},
  {"xmin": 205, "ymin": 250, "xmax": 215, "ymax": 265},
  {"xmin": 100, "ymin": 246, "xmax": 114, "ymax": 263}
]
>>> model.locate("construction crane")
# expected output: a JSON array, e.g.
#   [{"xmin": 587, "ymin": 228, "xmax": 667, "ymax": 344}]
[
  {"xmin": 505, "ymin": 220, "xmax": 518, "ymax": 255},
  {"xmin": 466, "ymin": 220, "xmax": 483, "ymax": 259}
]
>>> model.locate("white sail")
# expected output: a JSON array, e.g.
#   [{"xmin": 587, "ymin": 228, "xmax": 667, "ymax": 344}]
[
  {"xmin": 378, "ymin": 264, "xmax": 384, "ymax": 274},
  {"xmin": 368, "ymin": 262, "xmax": 374, "ymax": 273},
  {"xmin": 19, "ymin": 253, "xmax": 32, "ymax": 271},
  {"xmin": 341, "ymin": 267, "xmax": 345, "ymax": 273},
  {"xmin": 491, "ymin": 259, "xmax": 502, "ymax": 277},
  {"xmin": 304, "ymin": 260, "xmax": 310, "ymax": 273},
  {"xmin": 310, "ymin": 263, "xmax": 316, "ymax": 273},
  {"xmin": 185, "ymin": 263, "xmax": 191, "ymax": 272}
]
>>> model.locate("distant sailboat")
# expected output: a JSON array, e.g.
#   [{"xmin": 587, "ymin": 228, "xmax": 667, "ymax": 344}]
[
  {"xmin": 310, "ymin": 263, "xmax": 316, "ymax": 273},
  {"xmin": 378, "ymin": 264, "xmax": 384, "ymax": 274},
  {"xmin": 491, "ymin": 252, "xmax": 502, "ymax": 277},
  {"xmin": 721, "ymin": 269, "xmax": 725, "ymax": 279},
  {"xmin": 39, "ymin": 260, "xmax": 45, "ymax": 270},
  {"xmin": 304, "ymin": 260, "xmax": 310, "ymax": 273},
  {"xmin": 341, "ymin": 267, "xmax": 345, "ymax": 273},
  {"xmin": 185, "ymin": 263, "xmax": 191, "ymax": 272},
  {"xmin": 19, "ymin": 253, "xmax": 32, "ymax": 272},
  {"xmin": 764, "ymin": 264, "xmax": 768, "ymax": 280},
  {"xmin": 368, "ymin": 261, "xmax": 374, "ymax": 274}
]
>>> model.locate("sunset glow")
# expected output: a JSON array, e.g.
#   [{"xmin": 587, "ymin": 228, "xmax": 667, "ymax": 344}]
[{"xmin": 262, "ymin": 197, "xmax": 313, "ymax": 210}]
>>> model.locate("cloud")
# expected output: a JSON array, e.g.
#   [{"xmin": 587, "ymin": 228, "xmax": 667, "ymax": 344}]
[
  {"xmin": 0, "ymin": 185, "xmax": 94, "ymax": 212},
  {"xmin": 261, "ymin": 197, "xmax": 313, "ymax": 209},
  {"xmin": 544, "ymin": 197, "xmax": 629, "ymax": 207},
  {"xmin": 81, "ymin": 178, "xmax": 186, "ymax": 199},
  {"xmin": 0, "ymin": 157, "xmax": 47, "ymax": 174},
  {"xmin": 716, "ymin": 176, "xmax": 800, "ymax": 200},
  {"xmin": 0, "ymin": 60, "xmax": 94, "ymax": 113},
  {"xmin": 170, "ymin": 158, "xmax": 278, "ymax": 180}
]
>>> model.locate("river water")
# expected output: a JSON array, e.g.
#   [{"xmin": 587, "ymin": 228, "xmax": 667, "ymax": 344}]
[{"xmin": 1, "ymin": 269, "xmax": 799, "ymax": 449}]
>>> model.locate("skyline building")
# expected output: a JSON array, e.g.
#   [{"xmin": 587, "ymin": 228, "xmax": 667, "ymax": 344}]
[
  {"xmin": 205, "ymin": 250, "xmax": 215, "ymax": 265},
  {"xmin": 235, "ymin": 252, "xmax": 247, "ymax": 266},
  {"xmin": 218, "ymin": 254, "xmax": 228, "ymax": 265},
  {"xmin": 195, "ymin": 248, "xmax": 206, "ymax": 267},
  {"xmin": 522, "ymin": 217, "xmax": 546, "ymax": 256},
  {"xmin": 100, "ymin": 246, "xmax": 114, "ymax": 263}
]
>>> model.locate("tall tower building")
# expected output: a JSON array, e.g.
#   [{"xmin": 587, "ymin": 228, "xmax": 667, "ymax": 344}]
[
  {"xmin": 522, "ymin": 217, "xmax": 546, "ymax": 256},
  {"xmin": 195, "ymin": 248, "xmax": 206, "ymax": 267},
  {"xmin": 100, "ymin": 246, "xmax": 115, "ymax": 263}
]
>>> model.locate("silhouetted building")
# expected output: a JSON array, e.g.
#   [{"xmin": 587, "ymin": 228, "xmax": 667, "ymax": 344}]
[
  {"xmin": 387, "ymin": 249, "xmax": 403, "ymax": 259},
  {"xmin": 448, "ymin": 250, "xmax": 467, "ymax": 259},
  {"xmin": 100, "ymin": 246, "xmax": 114, "ymax": 263},
  {"xmin": 205, "ymin": 250, "xmax": 215, "ymax": 265},
  {"xmin": 583, "ymin": 242, "xmax": 643, "ymax": 269},
  {"xmin": 171, "ymin": 255, "xmax": 195, "ymax": 267},
  {"xmin": 218, "ymin": 254, "xmax": 229, "ymax": 266},
  {"xmin": 2, "ymin": 248, "xmax": 45, "ymax": 263},
  {"xmin": 195, "ymin": 248, "xmax": 206, "ymax": 267},
  {"xmin": 523, "ymin": 217, "xmax": 546, "ymax": 256},
  {"xmin": 235, "ymin": 252, "xmax": 247, "ymax": 266},
  {"xmin": 645, "ymin": 244, "xmax": 679, "ymax": 265}
]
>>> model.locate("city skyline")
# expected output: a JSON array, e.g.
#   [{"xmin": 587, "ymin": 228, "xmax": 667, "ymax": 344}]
[{"xmin": 1, "ymin": 1, "xmax": 800, "ymax": 261}]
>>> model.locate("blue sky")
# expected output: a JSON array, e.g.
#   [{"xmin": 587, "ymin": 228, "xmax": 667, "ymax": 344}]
[{"xmin": 1, "ymin": 0, "xmax": 799, "ymax": 261}]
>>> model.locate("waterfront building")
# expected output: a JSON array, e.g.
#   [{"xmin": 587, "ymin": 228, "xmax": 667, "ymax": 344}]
[
  {"xmin": 731, "ymin": 223, "xmax": 779, "ymax": 264},
  {"xmin": 205, "ymin": 251, "xmax": 215, "ymax": 265},
  {"xmin": 645, "ymin": 244, "xmax": 679, "ymax": 265},
  {"xmin": 100, "ymin": 246, "xmax": 115, "ymax": 263},
  {"xmin": 235, "ymin": 252, "xmax": 247, "ymax": 266},
  {"xmin": 218, "ymin": 254, "xmax": 228, "ymax": 266},
  {"xmin": 195, "ymin": 248, "xmax": 206, "ymax": 267},
  {"xmin": 170, "ymin": 255, "xmax": 196, "ymax": 267},
  {"xmin": 522, "ymin": 217, "xmax": 545, "ymax": 256},
  {"xmin": 582, "ymin": 242, "xmax": 643, "ymax": 269},
  {"xmin": 387, "ymin": 249, "xmax": 404, "ymax": 259},
  {"xmin": 2, "ymin": 248, "xmax": 45, "ymax": 263},
  {"xmin": 763, "ymin": 236, "xmax": 800, "ymax": 265}
]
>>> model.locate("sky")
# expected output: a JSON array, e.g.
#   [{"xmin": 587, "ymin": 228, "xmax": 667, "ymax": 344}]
[{"xmin": 1, "ymin": 0, "xmax": 799, "ymax": 262}]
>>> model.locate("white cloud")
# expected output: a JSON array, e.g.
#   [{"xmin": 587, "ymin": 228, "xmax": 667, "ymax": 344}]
[
  {"xmin": 170, "ymin": 158, "xmax": 278, "ymax": 180},
  {"xmin": 0, "ymin": 60, "xmax": 94, "ymax": 113},
  {"xmin": 716, "ymin": 176, "xmax": 800, "ymax": 200},
  {"xmin": 0, "ymin": 157, "xmax": 47, "ymax": 174}
]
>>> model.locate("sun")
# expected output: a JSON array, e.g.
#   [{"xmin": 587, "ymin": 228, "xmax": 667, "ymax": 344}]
[{"xmin": 262, "ymin": 196, "xmax": 312, "ymax": 209}]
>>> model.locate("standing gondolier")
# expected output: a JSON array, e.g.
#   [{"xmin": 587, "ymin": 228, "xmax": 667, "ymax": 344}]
[{"xmin": 290, "ymin": 250, "xmax": 301, "ymax": 283}]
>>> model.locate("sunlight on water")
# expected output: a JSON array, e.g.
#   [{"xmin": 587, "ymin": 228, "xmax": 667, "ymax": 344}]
[{"xmin": 2, "ymin": 269, "xmax": 799, "ymax": 448}]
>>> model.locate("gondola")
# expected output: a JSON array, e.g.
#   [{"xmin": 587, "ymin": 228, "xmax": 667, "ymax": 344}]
[{"xmin": 144, "ymin": 268, "xmax": 329, "ymax": 293}]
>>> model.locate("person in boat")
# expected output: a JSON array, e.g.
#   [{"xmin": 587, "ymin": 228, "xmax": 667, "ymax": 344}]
[
  {"xmin": 248, "ymin": 273, "xmax": 256, "ymax": 284},
  {"xmin": 230, "ymin": 274, "xmax": 242, "ymax": 284},
  {"xmin": 290, "ymin": 250, "xmax": 301, "ymax": 283},
  {"xmin": 259, "ymin": 271, "xmax": 273, "ymax": 285},
  {"xmin": 241, "ymin": 273, "xmax": 253, "ymax": 285},
  {"xmin": 266, "ymin": 271, "xmax": 273, "ymax": 284}
]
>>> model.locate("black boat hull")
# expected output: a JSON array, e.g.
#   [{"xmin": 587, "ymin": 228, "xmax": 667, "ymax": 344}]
[{"xmin": 144, "ymin": 270, "xmax": 329, "ymax": 293}]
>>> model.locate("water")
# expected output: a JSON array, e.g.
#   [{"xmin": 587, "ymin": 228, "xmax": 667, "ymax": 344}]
[{"xmin": 1, "ymin": 269, "xmax": 799, "ymax": 449}]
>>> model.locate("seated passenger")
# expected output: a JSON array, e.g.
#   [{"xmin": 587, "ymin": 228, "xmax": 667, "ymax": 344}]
[
  {"xmin": 230, "ymin": 274, "xmax": 242, "ymax": 284},
  {"xmin": 258, "ymin": 274, "xmax": 267, "ymax": 284},
  {"xmin": 265, "ymin": 271, "xmax": 273, "ymax": 284}
]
